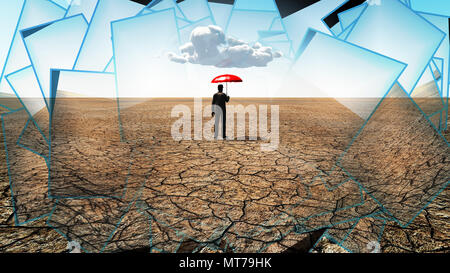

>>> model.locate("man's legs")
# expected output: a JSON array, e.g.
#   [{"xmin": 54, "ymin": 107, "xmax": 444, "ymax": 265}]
[
  {"xmin": 214, "ymin": 111, "xmax": 220, "ymax": 139},
  {"xmin": 213, "ymin": 106, "xmax": 226, "ymax": 140},
  {"xmin": 222, "ymin": 109, "xmax": 226, "ymax": 139}
]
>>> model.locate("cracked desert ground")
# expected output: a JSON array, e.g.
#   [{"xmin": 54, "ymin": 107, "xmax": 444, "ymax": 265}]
[{"xmin": 0, "ymin": 96, "xmax": 448, "ymax": 253}]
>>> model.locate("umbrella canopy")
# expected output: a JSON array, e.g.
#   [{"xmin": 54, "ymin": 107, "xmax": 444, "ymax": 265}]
[
  {"xmin": 211, "ymin": 74, "xmax": 243, "ymax": 83},
  {"xmin": 211, "ymin": 74, "xmax": 243, "ymax": 95}
]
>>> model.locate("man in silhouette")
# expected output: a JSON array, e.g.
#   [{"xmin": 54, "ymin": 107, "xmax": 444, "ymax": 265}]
[{"xmin": 212, "ymin": 84, "xmax": 230, "ymax": 140}]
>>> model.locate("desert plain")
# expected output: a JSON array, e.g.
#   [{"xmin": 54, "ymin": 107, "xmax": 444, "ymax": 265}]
[{"xmin": 0, "ymin": 94, "xmax": 448, "ymax": 253}]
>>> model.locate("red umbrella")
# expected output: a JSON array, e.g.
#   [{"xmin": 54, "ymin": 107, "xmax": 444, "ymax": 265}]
[{"xmin": 211, "ymin": 74, "xmax": 243, "ymax": 95}]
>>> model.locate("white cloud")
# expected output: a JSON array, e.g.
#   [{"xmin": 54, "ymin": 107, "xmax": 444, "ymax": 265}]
[
  {"xmin": 167, "ymin": 52, "xmax": 187, "ymax": 64},
  {"xmin": 168, "ymin": 25, "xmax": 282, "ymax": 68}
]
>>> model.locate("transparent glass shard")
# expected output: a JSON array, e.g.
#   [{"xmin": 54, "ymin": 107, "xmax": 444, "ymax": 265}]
[
  {"xmin": 104, "ymin": 58, "xmax": 115, "ymax": 73},
  {"xmin": 55, "ymin": 70, "xmax": 117, "ymax": 98},
  {"xmin": 226, "ymin": 10, "xmax": 279, "ymax": 42},
  {"xmin": 339, "ymin": 87, "xmax": 450, "ymax": 227},
  {"xmin": 1, "ymin": 109, "xmax": 53, "ymax": 225},
  {"xmin": 270, "ymin": 17, "xmax": 284, "ymax": 31},
  {"xmin": 0, "ymin": 0, "xmax": 25, "ymax": 90},
  {"xmin": 209, "ymin": 2, "xmax": 233, "ymax": 30},
  {"xmin": 5, "ymin": 66, "xmax": 48, "ymax": 137},
  {"xmin": 420, "ymin": 13, "xmax": 449, "ymax": 118},
  {"xmin": 234, "ymin": 0, "xmax": 278, "ymax": 11},
  {"xmin": 49, "ymin": 70, "xmax": 132, "ymax": 198},
  {"xmin": 337, "ymin": 22, "xmax": 355, "ymax": 40},
  {"xmin": 430, "ymin": 57, "xmax": 443, "ymax": 92},
  {"xmin": 177, "ymin": 0, "xmax": 213, "ymax": 22},
  {"xmin": 429, "ymin": 110, "xmax": 442, "ymax": 129},
  {"xmin": 322, "ymin": 0, "xmax": 368, "ymax": 33},
  {"xmin": 73, "ymin": 0, "xmax": 145, "ymax": 71},
  {"xmin": 142, "ymin": 5, "xmax": 192, "ymax": 28},
  {"xmin": 322, "ymin": 220, "xmax": 357, "ymax": 249},
  {"xmin": 112, "ymin": 8, "xmax": 187, "ymax": 141},
  {"xmin": 410, "ymin": 0, "xmax": 450, "ymax": 17},
  {"xmin": 225, "ymin": 1, "xmax": 294, "ymax": 57},
  {"xmin": 399, "ymin": 0, "xmax": 409, "ymax": 6},
  {"xmin": 345, "ymin": 0, "xmax": 446, "ymax": 94},
  {"xmin": 433, "ymin": 57, "xmax": 443, "ymax": 78},
  {"xmin": 0, "ymin": 0, "xmax": 65, "ymax": 94},
  {"xmin": 22, "ymin": 15, "xmax": 88, "ymax": 106},
  {"xmin": 282, "ymin": 0, "xmax": 346, "ymax": 54},
  {"xmin": 50, "ymin": 0, "xmax": 70, "ymax": 9},
  {"xmin": 258, "ymin": 31, "xmax": 289, "ymax": 41},
  {"xmin": 176, "ymin": 16, "xmax": 192, "ymax": 28},
  {"xmin": 16, "ymin": 116, "xmax": 49, "ymax": 159},
  {"xmin": 393, "ymin": 66, "xmax": 444, "ymax": 93},
  {"xmin": 291, "ymin": 30, "xmax": 406, "ymax": 120},
  {"xmin": 147, "ymin": 0, "xmax": 186, "ymax": 19},
  {"xmin": 319, "ymin": 165, "xmax": 352, "ymax": 191},
  {"xmin": 445, "ymin": 97, "xmax": 449, "ymax": 130},
  {"xmin": 337, "ymin": 2, "xmax": 367, "ymax": 30},
  {"xmin": 65, "ymin": 0, "xmax": 98, "ymax": 23},
  {"xmin": 411, "ymin": 65, "xmax": 444, "ymax": 117},
  {"xmin": 0, "ymin": 94, "xmax": 23, "ymax": 111},
  {"xmin": 330, "ymin": 22, "xmax": 342, "ymax": 36}
]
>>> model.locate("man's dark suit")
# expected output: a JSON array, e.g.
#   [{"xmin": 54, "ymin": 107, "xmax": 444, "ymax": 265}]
[{"xmin": 212, "ymin": 92, "xmax": 230, "ymax": 139}]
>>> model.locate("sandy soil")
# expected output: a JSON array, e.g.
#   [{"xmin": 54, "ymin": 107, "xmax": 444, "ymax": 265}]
[{"xmin": 0, "ymin": 96, "xmax": 448, "ymax": 253}]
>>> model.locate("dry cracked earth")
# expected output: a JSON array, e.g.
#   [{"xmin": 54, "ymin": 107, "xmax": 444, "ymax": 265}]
[{"xmin": 0, "ymin": 95, "xmax": 448, "ymax": 253}]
